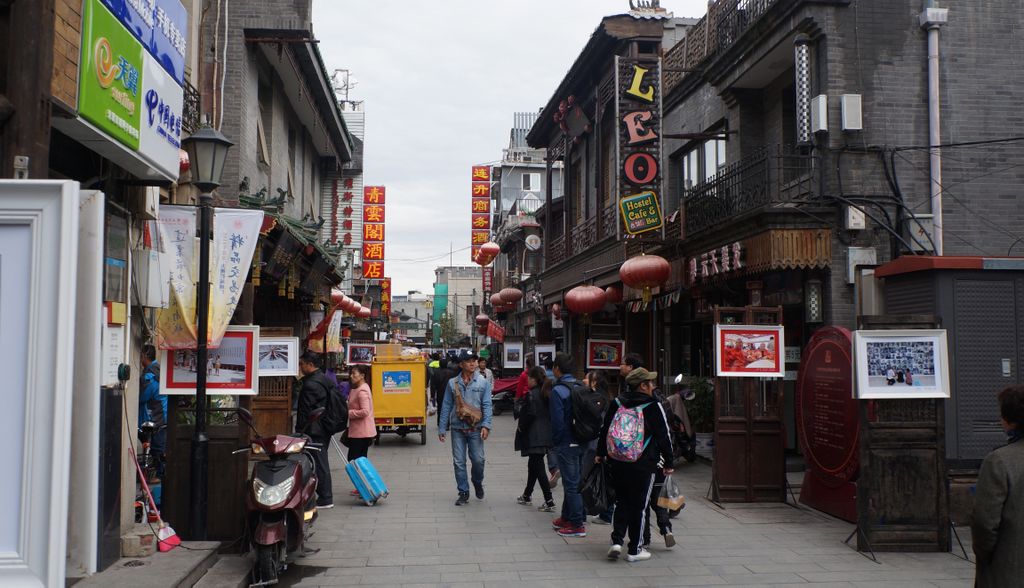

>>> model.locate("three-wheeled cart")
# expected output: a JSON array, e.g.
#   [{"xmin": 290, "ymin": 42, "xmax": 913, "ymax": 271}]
[{"xmin": 370, "ymin": 350, "xmax": 428, "ymax": 445}]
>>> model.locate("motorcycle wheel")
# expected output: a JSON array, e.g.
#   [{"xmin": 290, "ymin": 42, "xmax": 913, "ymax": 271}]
[{"xmin": 255, "ymin": 544, "xmax": 278, "ymax": 585}]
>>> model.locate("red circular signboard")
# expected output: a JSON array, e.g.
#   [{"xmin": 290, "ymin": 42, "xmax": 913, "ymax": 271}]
[{"xmin": 796, "ymin": 326, "xmax": 859, "ymax": 486}]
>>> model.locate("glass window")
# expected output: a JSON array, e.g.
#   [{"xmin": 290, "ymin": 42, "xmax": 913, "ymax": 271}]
[
  {"xmin": 522, "ymin": 173, "xmax": 541, "ymax": 192},
  {"xmin": 679, "ymin": 136, "xmax": 727, "ymax": 191}
]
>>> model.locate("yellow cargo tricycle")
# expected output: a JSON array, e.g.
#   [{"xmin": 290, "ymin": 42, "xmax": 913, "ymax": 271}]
[{"xmin": 369, "ymin": 346, "xmax": 427, "ymax": 445}]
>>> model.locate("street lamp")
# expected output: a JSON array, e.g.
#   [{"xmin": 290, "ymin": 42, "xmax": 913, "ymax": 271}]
[{"xmin": 180, "ymin": 124, "xmax": 233, "ymax": 540}]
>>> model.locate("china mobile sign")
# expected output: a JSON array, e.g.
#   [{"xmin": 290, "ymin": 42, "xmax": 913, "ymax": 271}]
[
  {"xmin": 616, "ymin": 56, "xmax": 664, "ymax": 238},
  {"xmin": 78, "ymin": 0, "xmax": 186, "ymax": 180}
]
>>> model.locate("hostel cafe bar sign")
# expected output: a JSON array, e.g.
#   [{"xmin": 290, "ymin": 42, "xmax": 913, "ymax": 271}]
[
  {"xmin": 616, "ymin": 56, "xmax": 664, "ymax": 238},
  {"xmin": 77, "ymin": 0, "xmax": 187, "ymax": 180}
]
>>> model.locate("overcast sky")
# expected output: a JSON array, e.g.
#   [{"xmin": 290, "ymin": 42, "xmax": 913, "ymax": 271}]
[{"xmin": 313, "ymin": 0, "xmax": 709, "ymax": 296}]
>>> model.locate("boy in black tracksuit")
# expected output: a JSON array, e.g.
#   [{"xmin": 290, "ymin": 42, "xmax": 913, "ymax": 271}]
[{"xmin": 596, "ymin": 368, "xmax": 674, "ymax": 561}]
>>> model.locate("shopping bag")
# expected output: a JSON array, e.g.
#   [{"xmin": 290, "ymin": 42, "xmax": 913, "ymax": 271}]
[
  {"xmin": 581, "ymin": 461, "xmax": 615, "ymax": 515},
  {"xmin": 657, "ymin": 475, "xmax": 686, "ymax": 511}
]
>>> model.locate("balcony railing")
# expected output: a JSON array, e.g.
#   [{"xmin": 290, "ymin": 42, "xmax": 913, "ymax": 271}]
[
  {"xmin": 549, "ymin": 234, "xmax": 567, "ymax": 266},
  {"xmin": 682, "ymin": 145, "xmax": 817, "ymax": 236},
  {"xmin": 600, "ymin": 204, "xmax": 617, "ymax": 240},
  {"xmin": 570, "ymin": 215, "xmax": 598, "ymax": 255},
  {"xmin": 181, "ymin": 81, "xmax": 201, "ymax": 135},
  {"xmin": 664, "ymin": 0, "xmax": 780, "ymax": 94}
]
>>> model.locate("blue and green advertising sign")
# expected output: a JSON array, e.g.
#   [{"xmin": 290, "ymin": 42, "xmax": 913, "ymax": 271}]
[
  {"xmin": 100, "ymin": 0, "xmax": 188, "ymax": 86},
  {"xmin": 80, "ymin": 0, "xmax": 144, "ymax": 150},
  {"xmin": 619, "ymin": 191, "xmax": 664, "ymax": 235}
]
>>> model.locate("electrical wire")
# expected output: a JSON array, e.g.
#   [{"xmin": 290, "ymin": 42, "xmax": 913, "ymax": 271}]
[{"xmin": 894, "ymin": 136, "xmax": 1024, "ymax": 152}]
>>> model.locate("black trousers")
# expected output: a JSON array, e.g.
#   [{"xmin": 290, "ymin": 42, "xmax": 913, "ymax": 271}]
[
  {"xmin": 347, "ymin": 437, "xmax": 372, "ymax": 462},
  {"xmin": 524, "ymin": 454, "xmax": 553, "ymax": 501},
  {"xmin": 310, "ymin": 434, "xmax": 332, "ymax": 505},
  {"xmin": 644, "ymin": 470, "xmax": 672, "ymax": 545},
  {"xmin": 610, "ymin": 465, "xmax": 656, "ymax": 555}
]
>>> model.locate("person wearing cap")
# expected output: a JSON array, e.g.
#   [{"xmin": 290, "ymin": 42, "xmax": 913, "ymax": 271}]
[
  {"xmin": 596, "ymin": 367, "xmax": 674, "ymax": 563},
  {"xmin": 438, "ymin": 350, "xmax": 493, "ymax": 506}
]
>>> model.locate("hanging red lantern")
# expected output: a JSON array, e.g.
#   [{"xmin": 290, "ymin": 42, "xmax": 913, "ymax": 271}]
[
  {"xmin": 564, "ymin": 285, "xmax": 607, "ymax": 315},
  {"xmin": 341, "ymin": 327, "xmax": 352, "ymax": 339},
  {"xmin": 475, "ymin": 242, "xmax": 500, "ymax": 266},
  {"xmin": 475, "ymin": 314, "xmax": 490, "ymax": 326},
  {"xmin": 620, "ymin": 253, "xmax": 671, "ymax": 303},
  {"xmin": 357, "ymin": 307, "xmax": 371, "ymax": 318},
  {"xmin": 498, "ymin": 287, "xmax": 523, "ymax": 304},
  {"xmin": 489, "ymin": 293, "xmax": 503, "ymax": 307},
  {"xmin": 604, "ymin": 285, "xmax": 623, "ymax": 304},
  {"xmin": 331, "ymin": 290, "xmax": 346, "ymax": 307}
]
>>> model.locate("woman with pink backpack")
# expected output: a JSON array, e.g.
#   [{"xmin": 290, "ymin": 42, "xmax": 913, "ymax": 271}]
[{"xmin": 595, "ymin": 367, "xmax": 674, "ymax": 563}]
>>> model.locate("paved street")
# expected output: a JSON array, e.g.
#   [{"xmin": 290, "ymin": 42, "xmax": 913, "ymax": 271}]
[{"xmin": 282, "ymin": 413, "xmax": 975, "ymax": 587}]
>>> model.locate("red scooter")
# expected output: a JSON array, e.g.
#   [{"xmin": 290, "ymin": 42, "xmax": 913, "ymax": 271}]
[{"xmin": 235, "ymin": 408, "xmax": 323, "ymax": 587}]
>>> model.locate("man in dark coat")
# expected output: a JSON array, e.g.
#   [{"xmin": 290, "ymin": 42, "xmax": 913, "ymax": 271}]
[
  {"xmin": 296, "ymin": 351, "xmax": 335, "ymax": 508},
  {"xmin": 972, "ymin": 385, "xmax": 1024, "ymax": 587}
]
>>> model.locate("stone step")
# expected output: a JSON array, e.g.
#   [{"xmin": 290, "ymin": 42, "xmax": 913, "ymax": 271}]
[
  {"xmin": 193, "ymin": 554, "xmax": 251, "ymax": 588},
  {"xmin": 71, "ymin": 541, "xmax": 220, "ymax": 588}
]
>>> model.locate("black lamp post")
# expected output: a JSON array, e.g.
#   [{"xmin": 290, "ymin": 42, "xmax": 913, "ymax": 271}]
[{"xmin": 181, "ymin": 125, "xmax": 233, "ymax": 540}]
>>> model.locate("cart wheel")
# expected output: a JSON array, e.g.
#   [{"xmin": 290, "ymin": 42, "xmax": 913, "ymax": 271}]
[{"xmin": 420, "ymin": 428, "xmax": 427, "ymax": 445}]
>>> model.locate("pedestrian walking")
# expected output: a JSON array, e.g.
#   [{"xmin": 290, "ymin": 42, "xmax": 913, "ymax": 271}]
[
  {"xmin": 346, "ymin": 364, "xmax": 376, "ymax": 461},
  {"xmin": 478, "ymin": 357, "xmax": 495, "ymax": 387},
  {"xmin": 550, "ymin": 352, "xmax": 587, "ymax": 537},
  {"xmin": 515, "ymin": 366, "xmax": 555, "ymax": 511},
  {"xmin": 430, "ymin": 355, "xmax": 456, "ymax": 426},
  {"xmin": 138, "ymin": 344, "xmax": 167, "ymax": 479},
  {"xmin": 972, "ymin": 385, "xmax": 1024, "ymax": 587},
  {"xmin": 582, "ymin": 371, "xmax": 615, "ymax": 526},
  {"xmin": 296, "ymin": 351, "xmax": 336, "ymax": 508},
  {"xmin": 515, "ymin": 356, "xmax": 535, "ymax": 401},
  {"xmin": 539, "ymin": 356, "xmax": 561, "ymax": 488},
  {"xmin": 597, "ymin": 367, "xmax": 673, "ymax": 562},
  {"xmin": 439, "ymin": 350, "xmax": 493, "ymax": 506}
]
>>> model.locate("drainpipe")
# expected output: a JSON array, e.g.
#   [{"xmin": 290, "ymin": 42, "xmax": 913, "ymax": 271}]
[{"xmin": 920, "ymin": 1, "xmax": 949, "ymax": 255}]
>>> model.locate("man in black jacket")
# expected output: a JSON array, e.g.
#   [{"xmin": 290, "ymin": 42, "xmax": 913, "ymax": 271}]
[
  {"xmin": 430, "ymin": 356, "xmax": 457, "ymax": 427},
  {"xmin": 597, "ymin": 367, "xmax": 674, "ymax": 562},
  {"xmin": 297, "ymin": 351, "xmax": 334, "ymax": 508}
]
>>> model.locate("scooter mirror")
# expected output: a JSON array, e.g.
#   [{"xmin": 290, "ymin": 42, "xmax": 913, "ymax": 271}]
[
  {"xmin": 236, "ymin": 408, "xmax": 260, "ymax": 436},
  {"xmin": 682, "ymin": 389, "xmax": 696, "ymax": 401},
  {"xmin": 673, "ymin": 374, "xmax": 684, "ymax": 385}
]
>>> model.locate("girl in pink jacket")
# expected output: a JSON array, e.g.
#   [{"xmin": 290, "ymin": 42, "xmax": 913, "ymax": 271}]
[{"xmin": 347, "ymin": 364, "xmax": 376, "ymax": 461}]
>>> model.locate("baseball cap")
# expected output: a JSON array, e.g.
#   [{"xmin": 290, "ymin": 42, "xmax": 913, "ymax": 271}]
[
  {"xmin": 457, "ymin": 350, "xmax": 478, "ymax": 362},
  {"xmin": 625, "ymin": 367, "xmax": 658, "ymax": 387}
]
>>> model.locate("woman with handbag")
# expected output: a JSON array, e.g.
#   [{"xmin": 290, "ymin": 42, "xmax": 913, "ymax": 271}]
[
  {"xmin": 346, "ymin": 364, "xmax": 376, "ymax": 462},
  {"xmin": 515, "ymin": 366, "xmax": 555, "ymax": 511}
]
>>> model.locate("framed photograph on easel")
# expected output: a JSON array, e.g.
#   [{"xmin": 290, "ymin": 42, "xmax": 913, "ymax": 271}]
[{"xmin": 161, "ymin": 325, "xmax": 260, "ymax": 395}]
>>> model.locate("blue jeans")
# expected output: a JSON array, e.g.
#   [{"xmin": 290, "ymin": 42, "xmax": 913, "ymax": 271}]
[
  {"xmin": 554, "ymin": 444, "xmax": 585, "ymax": 526},
  {"xmin": 451, "ymin": 429, "xmax": 485, "ymax": 494}
]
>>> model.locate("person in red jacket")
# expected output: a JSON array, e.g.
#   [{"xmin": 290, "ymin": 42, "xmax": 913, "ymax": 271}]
[{"xmin": 515, "ymin": 356, "xmax": 535, "ymax": 401}]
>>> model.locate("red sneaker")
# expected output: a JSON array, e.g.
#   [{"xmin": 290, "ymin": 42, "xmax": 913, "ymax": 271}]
[
  {"xmin": 551, "ymin": 517, "xmax": 571, "ymax": 530},
  {"xmin": 556, "ymin": 525, "xmax": 587, "ymax": 538}
]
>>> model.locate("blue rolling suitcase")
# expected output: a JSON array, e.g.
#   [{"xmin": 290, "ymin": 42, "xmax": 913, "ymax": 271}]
[{"xmin": 331, "ymin": 436, "xmax": 389, "ymax": 506}]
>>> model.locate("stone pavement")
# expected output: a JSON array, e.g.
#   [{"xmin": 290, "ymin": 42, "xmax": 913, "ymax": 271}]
[{"xmin": 281, "ymin": 413, "xmax": 975, "ymax": 587}]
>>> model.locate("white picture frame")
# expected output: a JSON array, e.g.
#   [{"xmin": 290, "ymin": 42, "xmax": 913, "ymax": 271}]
[
  {"xmin": 503, "ymin": 340, "xmax": 524, "ymax": 369},
  {"xmin": 0, "ymin": 180, "xmax": 81, "ymax": 586},
  {"xmin": 854, "ymin": 329, "xmax": 950, "ymax": 399},
  {"xmin": 714, "ymin": 324, "xmax": 785, "ymax": 378},
  {"xmin": 258, "ymin": 336, "xmax": 300, "ymax": 377},
  {"xmin": 160, "ymin": 325, "xmax": 261, "ymax": 395},
  {"xmin": 535, "ymin": 344, "xmax": 556, "ymax": 368},
  {"xmin": 347, "ymin": 343, "xmax": 375, "ymax": 366}
]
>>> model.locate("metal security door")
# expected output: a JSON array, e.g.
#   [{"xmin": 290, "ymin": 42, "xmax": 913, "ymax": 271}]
[{"xmin": 712, "ymin": 307, "xmax": 786, "ymax": 502}]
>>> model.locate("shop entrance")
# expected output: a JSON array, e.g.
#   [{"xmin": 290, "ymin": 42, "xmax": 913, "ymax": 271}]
[{"xmin": 711, "ymin": 306, "xmax": 786, "ymax": 502}]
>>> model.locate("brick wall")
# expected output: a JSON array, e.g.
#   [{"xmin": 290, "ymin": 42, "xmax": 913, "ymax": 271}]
[{"xmin": 52, "ymin": 0, "xmax": 82, "ymax": 109}]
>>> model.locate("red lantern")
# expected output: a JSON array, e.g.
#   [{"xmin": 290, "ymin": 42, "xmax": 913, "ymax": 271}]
[
  {"xmin": 498, "ymin": 287, "xmax": 523, "ymax": 304},
  {"xmin": 357, "ymin": 307, "xmax": 371, "ymax": 318},
  {"xmin": 620, "ymin": 253, "xmax": 671, "ymax": 303},
  {"xmin": 489, "ymin": 293, "xmax": 503, "ymax": 307},
  {"xmin": 604, "ymin": 285, "xmax": 623, "ymax": 304},
  {"xmin": 475, "ymin": 242, "xmax": 500, "ymax": 266},
  {"xmin": 331, "ymin": 290, "xmax": 346, "ymax": 307},
  {"xmin": 564, "ymin": 285, "xmax": 606, "ymax": 315},
  {"xmin": 475, "ymin": 314, "xmax": 490, "ymax": 326}
]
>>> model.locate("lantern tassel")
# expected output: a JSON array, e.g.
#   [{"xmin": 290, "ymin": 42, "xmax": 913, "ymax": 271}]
[{"xmin": 642, "ymin": 287, "xmax": 652, "ymax": 304}]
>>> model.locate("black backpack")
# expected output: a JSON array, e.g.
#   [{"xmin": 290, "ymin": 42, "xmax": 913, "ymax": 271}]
[
  {"xmin": 569, "ymin": 381, "xmax": 608, "ymax": 442},
  {"xmin": 320, "ymin": 381, "xmax": 349, "ymax": 435}
]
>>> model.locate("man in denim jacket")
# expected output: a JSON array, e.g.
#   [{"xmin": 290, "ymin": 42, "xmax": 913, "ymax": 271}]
[{"xmin": 439, "ymin": 350, "xmax": 494, "ymax": 505}]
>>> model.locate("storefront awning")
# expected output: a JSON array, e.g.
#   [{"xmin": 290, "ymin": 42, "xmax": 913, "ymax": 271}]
[{"xmin": 743, "ymin": 229, "xmax": 832, "ymax": 274}]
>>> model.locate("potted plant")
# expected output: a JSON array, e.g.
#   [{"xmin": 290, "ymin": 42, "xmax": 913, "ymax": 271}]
[{"xmin": 683, "ymin": 376, "xmax": 715, "ymax": 452}]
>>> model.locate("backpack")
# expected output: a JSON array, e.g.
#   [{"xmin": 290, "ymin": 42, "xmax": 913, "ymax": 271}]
[
  {"xmin": 569, "ymin": 381, "xmax": 608, "ymax": 442},
  {"xmin": 606, "ymin": 398, "xmax": 652, "ymax": 462},
  {"xmin": 321, "ymin": 381, "xmax": 349, "ymax": 435}
]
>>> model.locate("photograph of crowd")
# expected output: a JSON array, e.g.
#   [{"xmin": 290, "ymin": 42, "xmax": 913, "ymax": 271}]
[
  {"xmin": 865, "ymin": 340, "xmax": 936, "ymax": 387},
  {"xmin": 714, "ymin": 325, "xmax": 785, "ymax": 378}
]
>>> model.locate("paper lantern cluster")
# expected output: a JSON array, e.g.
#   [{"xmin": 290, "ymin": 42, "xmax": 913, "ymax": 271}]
[
  {"xmin": 620, "ymin": 253, "xmax": 670, "ymax": 303},
  {"xmin": 473, "ymin": 242, "xmax": 500, "ymax": 266}
]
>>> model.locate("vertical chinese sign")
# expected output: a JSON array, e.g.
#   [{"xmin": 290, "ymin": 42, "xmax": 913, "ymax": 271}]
[
  {"xmin": 362, "ymin": 185, "xmax": 386, "ymax": 280},
  {"xmin": 482, "ymin": 267, "xmax": 493, "ymax": 303},
  {"xmin": 471, "ymin": 165, "xmax": 491, "ymax": 261},
  {"xmin": 380, "ymin": 276, "xmax": 392, "ymax": 322},
  {"xmin": 615, "ymin": 55, "xmax": 664, "ymax": 238}
]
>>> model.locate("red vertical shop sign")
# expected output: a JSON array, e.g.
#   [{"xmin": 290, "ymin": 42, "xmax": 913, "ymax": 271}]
[
  {"xmin": 362, "ymin": 186, "xmax": 386, "ymax": 279},
  {"xmin": 482, "ymin": 267, "xmax": 493, "ymax": 300},
  {"xmin": 471, "ymin": 165, "xmax": 491, "ymax": 262},
  {"xmin": 380, "ymin": 276, "xmax": 392, "ymax": 317}
]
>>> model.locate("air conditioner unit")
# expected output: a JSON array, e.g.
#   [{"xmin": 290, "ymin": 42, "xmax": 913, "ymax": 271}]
[
  {"xmin": 841, "ymin": 94, "xmax": 863, "ymax": 131},
  {"xmin": 810, "ymin": 95, "xmax": 828, "ymax": 133}
]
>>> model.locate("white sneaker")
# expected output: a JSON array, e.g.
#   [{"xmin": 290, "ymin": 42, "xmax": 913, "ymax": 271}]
[
  {"xmin": 625, "ymin": 548, "xmax": 652, "ymax": 562},
  {"xmin": 590, "ymin": 515, "xmax": 611, "ymax": 525},
  {"xmin": 607, "ymin": 544, "xmax": 622, "ymax": 560}
]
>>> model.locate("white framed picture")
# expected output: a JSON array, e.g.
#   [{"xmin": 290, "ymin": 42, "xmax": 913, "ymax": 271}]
[
  {"xmin": 854, "ymin": 329, "xmax": 950, "ymax": 399},
  {"xmin": 347, "ymin": 343, "xmax": 375, "ymax": 366},
  {"xmin": 161, "ymin": 325, "xmax": 260, "ymax": 395},
  {"xmin": 258, "ymin": 336, "xmax": 299, "ymax": 377},
  {"xmin": 714, "ymin": 324, "xmax": 785, "ymax": 378},
  {"xmin": 0, "ymin": 180, "xmax": 81, "ymax": 585},
  {"xmin": 504, "ymin": 340, "xmax": 524, "ymax": 369},
  {"xmin": 535, "ymin": 344, "xmax": 556, "ymax": 368}
]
